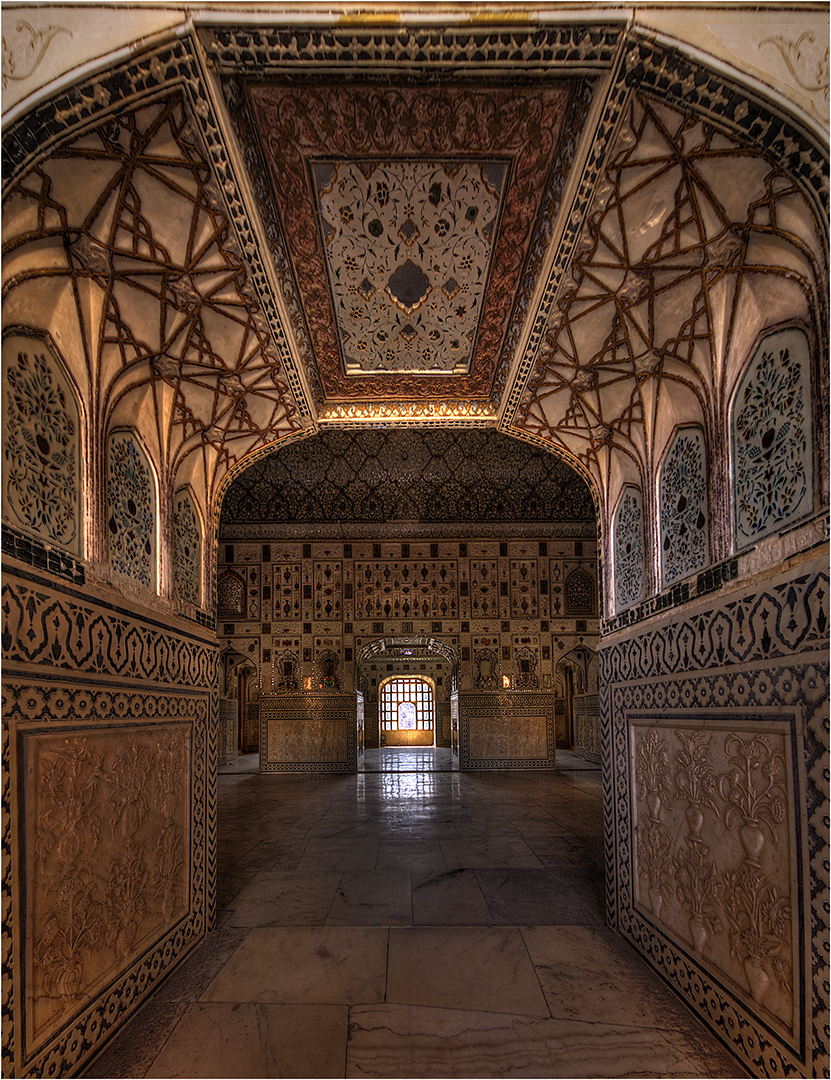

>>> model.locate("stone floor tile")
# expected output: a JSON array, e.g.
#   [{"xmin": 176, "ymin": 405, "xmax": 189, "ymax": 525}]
[
  {"xmin": 376, "ymin": 839, "xmax": 447, "ymax": 871},
  {"xmin": 440, "ymin": 835, "xmax": 544, "ymax": 870},
  {"xmin": 386, "ymin": 926, "xmax": 548, "ymax": 1016},
  {"xmin": 201, "ymin": 926, "xmax": 388, "ymax": 1004},
  {"xmin": 411, "ymin": 867, "xmax": 493, "ymax": 925},
  {"xmin": 227, "ymin": 870, "xmax": 342, "ymax": 926},
  {"xmin": 326, "ymin": 870, "xmax": 412, "ymax": 925},
  {"xmin": 295, "ymin": 838, "xmax": 380, "ymax": 873},
  {"xmin": 145, "ymin": 1002, "xmax": 348, "ymax": 1079},
  {"xmin": 476, "ymin": 867, "xmax": 605, "ymax": 925}
]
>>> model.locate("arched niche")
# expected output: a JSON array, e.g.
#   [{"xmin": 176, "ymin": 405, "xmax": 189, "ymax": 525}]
[
  {"xmin": 658, "ymin": 425, "xmax": 710, "ymax": 590},
  {"xmin": 106, "ymin": 429, "xmax": 157, "ymax": 590},
  {"xmin": 2, "ymin": 331, "xmax": 83, "ymax": 556},
  {"xmin": 731, "ymin": 326, "xmax": 814, "ymax": 551}
]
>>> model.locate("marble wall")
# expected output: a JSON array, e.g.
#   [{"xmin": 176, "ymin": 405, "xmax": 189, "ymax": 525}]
[
  {"xmin": 2, "ymin": 559, "xmax": 218, "ymax": 1077},
  {"xmin": 459, "ymin": 692, "xmax": 557, "ymax": 769},
  {"xmin": 259, "ymin": 693, "xmax": 358, "ymax": 773},
  {"xmin": 602, "ymin": 553, "xmax": 828, "ymax": 1077}
]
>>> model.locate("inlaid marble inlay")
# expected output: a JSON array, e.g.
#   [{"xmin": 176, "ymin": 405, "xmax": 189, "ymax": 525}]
[
  {"xmin": 733, "ymin": 327, "xmax": 813, "ymax": 549},
  {"xmin": 2, "ymin": 334, "xmax": 81, "ymax": 555}
]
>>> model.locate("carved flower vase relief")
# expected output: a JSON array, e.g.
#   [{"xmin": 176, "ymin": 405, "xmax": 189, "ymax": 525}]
[{"xmin": 633, "ymin": 726, "xmax": 794, "ymax": 1019}]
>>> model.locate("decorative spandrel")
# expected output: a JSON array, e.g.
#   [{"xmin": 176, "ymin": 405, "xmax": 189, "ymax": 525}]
[
  {"xmin": 2, "ymin": 335, "xmax": 81, "ymax": 555},
  {"xmin": 614, "ymin": 486, "xmax": 644, "ymax": 612},
  {"xmin": 173, "ymin": 489, "xmax": 202, "ymax": 607},
  {"xmin": 733, "ymin": 328, "xmax": 813, "ymax": 549},
  {"xmin": 660, "ymin": 427, "xmax": 709, "ymax": 589},
  {"xmin": 106, "ymin": 433, "xmax": 155, "ymax": 589}
]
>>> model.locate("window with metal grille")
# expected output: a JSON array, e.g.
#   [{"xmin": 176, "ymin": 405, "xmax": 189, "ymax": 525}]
[{"xmin": 379, "ymin": 677, "xmax": 434, "ymax": 731}]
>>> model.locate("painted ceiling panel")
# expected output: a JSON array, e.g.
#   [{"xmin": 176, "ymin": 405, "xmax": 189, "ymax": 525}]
[{"xmin": 243, "ymin": 81, "xmax": 576, "ymax": 403}]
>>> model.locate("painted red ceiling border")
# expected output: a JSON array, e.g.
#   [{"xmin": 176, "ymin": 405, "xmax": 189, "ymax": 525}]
[{"xmin": 247, "ymin": 82, "xmax": 571, "ymax": 402}]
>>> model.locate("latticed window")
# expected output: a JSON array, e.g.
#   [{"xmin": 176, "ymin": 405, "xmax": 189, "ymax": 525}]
[{"xmin": 380, "ymin": 677, "xmax": 434, "ymax": 732}]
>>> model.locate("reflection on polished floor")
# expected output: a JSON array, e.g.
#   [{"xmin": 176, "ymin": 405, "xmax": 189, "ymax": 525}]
[{"xmin": 86, "ymin": 753, "xmax": 742, "ymax": 1078}]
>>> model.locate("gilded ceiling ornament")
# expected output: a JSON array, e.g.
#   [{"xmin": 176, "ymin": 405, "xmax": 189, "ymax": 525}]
[
  {"xmin": 705, "ymin": 230, "xmax": 743, "ymax": 270},
  {"xmin": 169, "ymin": 276, "xmax": 201, "ymax": 310}
]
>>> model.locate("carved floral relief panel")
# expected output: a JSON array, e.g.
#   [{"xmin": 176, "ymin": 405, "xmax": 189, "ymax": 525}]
[
  {"xmin": 631, "ymin": 717, "xmax": 801, "ymax": 1042},
  {"xmin": 107, "ymin": 433, "xmax": 156, "ymax": 589},
  {"xmin": 733, "ymin": 327, "xmax": 813, "ymax": 549},
  {"xmin": 659, "ymin": 426, "xmax": 709, "ymax": 588},
  {"xmin": 2, "ymin": 334, "xmax": 81, "ymax": 555},
  {"xmin": 23, "ymin": 723, "xmax": 190, "ymax": 1055}
]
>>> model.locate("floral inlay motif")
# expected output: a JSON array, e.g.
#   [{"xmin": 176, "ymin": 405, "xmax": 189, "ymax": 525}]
[
  {"xmin": 313, "ymin": 160, "xmax": 507, "ymax": 375},
  {"xmin": 3, "ymin": 335, "xmax": 81, "ymax": 553},
  {"xmin": 566, "ymin": 569, "xmax": 594, "ymax": 614},
  {"xmin": 733, "ymin": 327, "xmax": 812, "ymax": 547},
  {"xmin": 660, "ymin": 427, "xmax": 709, "ymax": 587},
  {"xmin": 614, "ymin": 486, "xmax": 644, "ymax": 611},
  {"xmin": 217, "ymin": 571, "xmax": 245, "ymax": 618},
  {"xmin": 107, "ymin": 433, "xmax": 155, "ymax": 588},
  {"xmin": 173, "ymin": 488, "xmax": 202, "ymax": 607}
]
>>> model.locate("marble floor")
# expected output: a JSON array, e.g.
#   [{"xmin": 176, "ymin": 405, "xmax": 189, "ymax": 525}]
[{"xmin": 86, "ymin": 750, "xmax": 743, "ymax": 1079}]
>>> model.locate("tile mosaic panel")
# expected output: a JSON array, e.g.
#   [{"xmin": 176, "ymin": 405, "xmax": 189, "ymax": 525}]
[
  {"xmin": 614, "ymin": 487, "xmax": 644, "ymax": 613},
  {"xmin": 2, "ymin": 334, "xmax": 81, "ymax": 556},
  {"xmin": 510, "ymin": 560, "xmax": 538, "ymax": 618},
  {"xmin": 659, "ymin": 427, "xmax": 709, "ymax": 589},
  {"xmin": 314, "ymin": 561, "xmax": 342, "ymax": 621},
  {"xmin": 733, "ymin": 327, "xmax": 814, "ymax": 549},
  {"xmin": 602, "ymin": 557, "xmax": 828, "ymax": 1078},
  {"xmin": 274, "ymin": 563, "xmax": 302, "ymax": 621},
  {"xmin": 106, "ymin": 432, "xmax": 155, "ymax": 590},
  {"xmin": 173, "ymin": 488, "xmax": 202, "ymax": 608}
]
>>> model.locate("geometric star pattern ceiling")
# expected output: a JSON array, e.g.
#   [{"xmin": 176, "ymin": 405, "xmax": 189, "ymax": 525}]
[
  {"xmin": 3, "ymin": 22, "xmax": 827, "ymax": 538},
  {"xmin": 220, "ymin": 428, "xmax": 596, "ymax": 529},
  {"xmin": 517, "ymin": 93, "xmax": 826, "ymax": 507}
]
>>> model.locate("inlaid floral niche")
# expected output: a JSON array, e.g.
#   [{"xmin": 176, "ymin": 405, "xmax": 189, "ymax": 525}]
[
  {"xmin": 732, "ymin": 326, "xmax": 813, "ymax": 549},
  {"xmin": 107, "ymin": 431, "xmax": 156, "ymax": 589},
  {"xmin": 2, "ymin": 333, "xmax": 82, "ymax": 555},
  {"xmin": 613, "ymin": 485, "xmax": 644, "ymax": 612}
]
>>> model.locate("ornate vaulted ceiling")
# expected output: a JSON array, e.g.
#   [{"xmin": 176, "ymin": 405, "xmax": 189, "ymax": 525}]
[{"xmin": 2, "ymin": 14, "xmax": 827, "ymax": 522}]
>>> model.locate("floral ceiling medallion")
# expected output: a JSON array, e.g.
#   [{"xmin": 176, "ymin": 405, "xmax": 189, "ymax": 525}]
[{"xmin": 311, "ymin": 159, "xmax": 507, "ymax": 377}]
